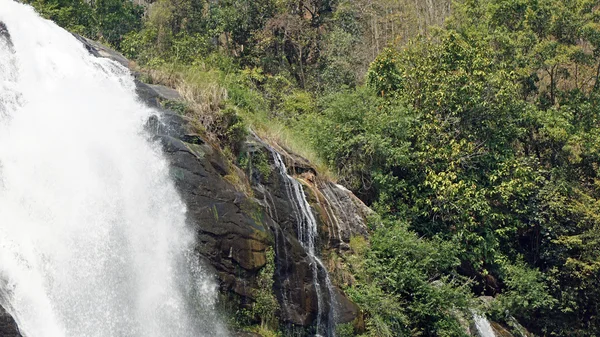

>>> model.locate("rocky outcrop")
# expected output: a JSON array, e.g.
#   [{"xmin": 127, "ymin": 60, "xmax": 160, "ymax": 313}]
[
  {"xmin": 316, "ymin": 181, "xmax": 370, "ymax": 250},
  {"xmin": 0, "ymin": 306, "xmax": 21, "ymax": 337},
  {"xmin": 72, "ymin": 34, "xmax": 130, "ymax": 67},
  {"xmin": 140, "ymin": 75, "xmax": 371, "ymax": 332},
  {"xmin": 242, "ymin": 140, "xmax": 368, "ymax": 329},
  {"xmin": 139, "ymin": 93, "xmax": 270, "ymax": 293},
  {"xmin": 115, "ymin": 27, "xmax": 372, "ymax": 329},
  {"xmin": 144, "ymin": 99, "xmax": 369, "ymax": 330},
  {"xmin": 0, "ymin": 21, "xmax": 13, "ymax": 49}
]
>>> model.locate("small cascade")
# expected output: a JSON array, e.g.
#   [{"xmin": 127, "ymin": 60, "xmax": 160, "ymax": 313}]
[
  {"xmin": 473, "ymin": 313, "xmax": 496, "ymax": 337},
  {"xmin": 270, "ymin": 150, "xmax": 337, "ymax": 336}
]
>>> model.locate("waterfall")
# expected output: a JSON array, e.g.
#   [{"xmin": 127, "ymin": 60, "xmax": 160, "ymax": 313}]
[
  {"xmin": 473, "ymin": 313, "xmax": 496, "ymax": 337},
  {"xmin": 270, "ymin": 150, "xmax": 336, "ymax": 337},
  {"xmin": 0, "ymin": 1, "xmax": 226, "ymax": 336}
]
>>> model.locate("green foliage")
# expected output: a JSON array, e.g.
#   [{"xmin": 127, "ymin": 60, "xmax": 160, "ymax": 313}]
[
  {"xmin": 249, "ymin": 325, "xmax": 281, "ymax": 337},
  {"xmin": 367, "ymin": 48, "xmax": 403, "ymax": 97},
  {"xmin": 308, "ymin": 87, "xmax": 412, "ymax": 202},
  {"xmin": 319, "ymin": 27, "xmax": 361, "ymax": 91},
  {"xmin": 281, "ymin": 90, "xmax": 316, "ymax": 120},
  {"xmin": 24, "ymin": 0, "xmax": 95, "ymax": 36},
  {"xmin": 24, "ymin": 0, "xmax": 142, "ymax": 47},
  {"xmin": 93, "ymin": 0, "xmax": 143, "ymax": 47},
  {"xmin": 252, "ymin": 248, "xmax": 279, "ymax": 329},
  {"xmin": 240, "ymin": 150, "xmax": 272, "ymax": 182},
  {"xmin": 253, "ymin": 151, "xmax": 272, "ymax": 181},
  {"xmin": 335, "ymin": 323, "xmax": 355, "ymax": 337},
  {"xmin": 120, "ymin": 0, "xmax": 209, "ymax": 63},
  {"xmin": 311, "ymin": 1, "xmax": 600, "ymax": 335},
  {"xmin": 492, "ymin": 258, "xmax": 556, "ymax": 320},
  {"xmin": 161, "ymin": 99, "xmax": 189, "ymax": 115},
  {"xmin": 345, "ymin": 223, "xmax": 472, "ymax": 337},
  {"xmin": 217, "ymin": 106, "xmax": 248, "ymax": 155}
]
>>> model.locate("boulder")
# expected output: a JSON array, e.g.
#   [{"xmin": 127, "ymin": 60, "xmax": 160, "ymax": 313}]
[
  {"xmin": 148, "ymin": 84, "xmax": 182, "ymax": 101},
  {"xmin": 72, "ymin": 34, "xmax": 130, "ymax": 67},
  {"xmin": 0, "ymin": 306, "xmax": 21, "ymax": 337},
  {"xmin": 0, "ymin": 21, "xmax": 13, "ymax": 48}
]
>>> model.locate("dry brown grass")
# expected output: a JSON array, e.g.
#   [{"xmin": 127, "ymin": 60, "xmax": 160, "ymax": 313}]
[
  {"xmin": 134, "ymin": 63, "xmax": 336, "ymax": 179},
  {"xmin": 137, "ymin": 64, "xmax": 229, "ymax": 142}
]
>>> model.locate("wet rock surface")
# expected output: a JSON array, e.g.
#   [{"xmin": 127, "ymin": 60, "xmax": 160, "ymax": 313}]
[
  {"xmin": 73, "ymin": 34, "xmax": 130, "ymax": 67},
  {"xmin": 0, "ymin": 22, "xmax": 9, "ymax": 40},
  {"xmin": 245, "ymin": 141, "xmax": 369, "ymax": 328},
  {"xmin": 0, "ymin": 306, "xmax": 21, "ymax": 337},
  {"xmin": 0, "ymin": 21, "xmax": 13, "ymax": 48}
]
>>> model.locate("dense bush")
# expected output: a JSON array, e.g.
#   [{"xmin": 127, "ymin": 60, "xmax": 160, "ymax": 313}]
[
  {"xmin": 24, "ymin": 0, "xmax": 142, "ymax": 47},
  {"xmin": 345, "ymin": 222, "xmax": 471, "ymax": 337}
]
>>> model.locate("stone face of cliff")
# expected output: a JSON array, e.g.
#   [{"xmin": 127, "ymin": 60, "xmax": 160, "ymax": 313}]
[
  {"xmin": 141, "ymin": 87, "xmax": 369, "ymax": 329},
  {"xmin": 127, "ymin": 40, "xmax": 371, "ymax": 331}
]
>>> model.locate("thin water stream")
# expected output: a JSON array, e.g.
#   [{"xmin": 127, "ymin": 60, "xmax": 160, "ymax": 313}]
[{"xmin": 270, "ymin": 150, "xmax": 336, "ymax": 336}]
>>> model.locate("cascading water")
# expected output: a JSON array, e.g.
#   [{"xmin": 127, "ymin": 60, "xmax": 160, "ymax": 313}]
[
  {"xmin": 0, "ymin": 1, "xmax": 226, "ymax": 336},
  {"xmin": 271, "ymin": 150, "xmax": 336, "ymax": 337},
  {"xmin": 473, "ymin": 313, "xmax": 496, "ymax": 337}
]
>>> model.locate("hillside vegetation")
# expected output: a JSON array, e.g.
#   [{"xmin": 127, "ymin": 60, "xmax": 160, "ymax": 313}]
[{"xmin": 24, "ymin": 0, "xmax": 600, "ymax": 335}]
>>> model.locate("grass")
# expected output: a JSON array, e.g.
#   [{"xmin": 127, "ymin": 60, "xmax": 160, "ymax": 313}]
[
  {"xmin": 134, "ymin": 61, "xmax": 337, "ymax": 180},
  {"xmin": 241, "ymin": 110, "xmax": 335, "ymax": 180},
  {"xmin": 248, "ymin": 325, "xmax": 281, "ymax": 337}
]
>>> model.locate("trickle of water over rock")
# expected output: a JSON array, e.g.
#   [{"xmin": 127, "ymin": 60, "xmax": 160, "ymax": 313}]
[
  {"xmin": 270, "ymin": 150, "xmax": 337, "ymax": 337},
  {"xmin": 319, "ymin": 182, "xmax": 369, "ymax": 249},
  {"xmin": 0, "ymin": 2, "xmax": 227, "ymax": 336},
  {"xmin": 473, "ymin": 313, "xmax": 497, "ymax": 337}
]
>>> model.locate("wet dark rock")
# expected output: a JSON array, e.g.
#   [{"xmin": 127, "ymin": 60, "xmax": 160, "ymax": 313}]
[
  {"xmin": 151, "ymin": 116, "xmax": 272, "ymax": 301},
  {"xmin": 246, "ymin": 142, "xmax": 369, "ymax": 329},
  {"xmin": 334, "ymin": 288, "xmax": 360, "ymax": 324},
  {"xmin": 148, "ymin": 84, "xmax": 182, "ymax": 101},
  {"xmin": 72, "ymin": 34, "xmax": 129, "ymax": 67},
  {"xmin": 0, "ymin": 22, "xmax": 9, "ymax": 41},
  {"xmin": 317, "ymin": 181, "xmax": 370, "ymax": 249},
  {"xmin": 146, "ymin": 116, "xmax": 370, "ymax": 330},
  {"xmin": 147, "ymin": 101, "xmax": 368, "ymax": 331},
  {"xmin": 490, "ymin": 322, "xmax": 517, "ymax": 337},
  {"xmin": 135, "ymin": 79, "xmax": 161, "ymax": 108},
  {"xmin": 0, "ymin": 22, "xmax": 13, "ymax": 49},
  {"xmin": 0, "ymin": 306, "xmax": 21, "ymax": 337}
]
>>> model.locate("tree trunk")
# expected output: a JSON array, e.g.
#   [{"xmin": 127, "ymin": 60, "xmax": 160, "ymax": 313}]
[{"xmin": 593, "ymin": 62, "xmax": 600, "ymax": 92}]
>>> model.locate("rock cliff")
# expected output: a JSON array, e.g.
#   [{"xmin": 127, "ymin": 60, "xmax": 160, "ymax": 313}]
[
  {"xmin": 138, "ymin": 81, "xmax": 369, "ymax": 333},
  {"xmin": 86, "ymin": 36, "xmax": 370, "ymax": 334}
]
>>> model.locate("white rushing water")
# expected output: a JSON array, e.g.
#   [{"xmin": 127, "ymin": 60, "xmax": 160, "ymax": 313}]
[
  {"xmin": 473, "ymin": 313, "xmax": 496, "ymax": 337},
  {"xmin": 0, "ymin": 1, "xmax": 226, "ymax": 336},
  {"xmin": 271, "ymin": 150, "xmax": 336, "ymax": 337}
]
